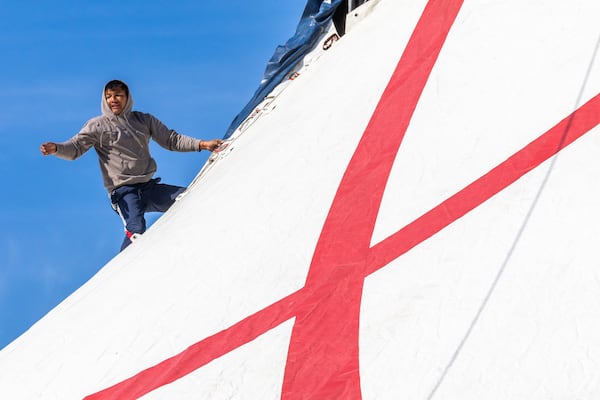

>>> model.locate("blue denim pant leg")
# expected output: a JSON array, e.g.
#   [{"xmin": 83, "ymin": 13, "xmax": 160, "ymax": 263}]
[
  {"xmin": 143, "ymin": 182, "xmax": 186, "ymax": 213},
  {"xmin": 111, "ymin": 184, "xmax": 146, "ymax": 251}
]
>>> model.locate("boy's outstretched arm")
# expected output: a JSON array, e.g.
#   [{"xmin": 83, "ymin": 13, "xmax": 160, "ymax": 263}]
[{"xmin": 40, "ymin": 142, "xmax": 57, "ymax": 156}]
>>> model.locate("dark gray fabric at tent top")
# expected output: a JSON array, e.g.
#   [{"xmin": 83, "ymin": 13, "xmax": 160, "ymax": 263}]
[{"xmin": 224, "ymin": 0, "xmax": 344, "ymax": 139}]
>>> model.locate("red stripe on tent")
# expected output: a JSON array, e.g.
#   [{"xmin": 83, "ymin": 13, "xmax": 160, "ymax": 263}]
[
  {"xmin": 281, "ymin": 0, "xmax": 464, "ymax": 398},
  {"xmin": 85, "ymin": 1, "xmax": 600, "ymax": 399},
  {"xmin": 369, "ymin": 93, "xmax": 600, "ymax": 272}
]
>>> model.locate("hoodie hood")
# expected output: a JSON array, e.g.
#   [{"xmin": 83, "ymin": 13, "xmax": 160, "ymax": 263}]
[{"xmin": 101, "ymin": 84, "xmax": 134, "ymax": 117}]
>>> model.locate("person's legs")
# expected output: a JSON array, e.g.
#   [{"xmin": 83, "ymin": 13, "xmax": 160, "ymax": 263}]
[
  {"xmin": 110, "ymin": 180, "xmax": 185, "ymax": 251},
  {"xmin": 111, "ymin": 185, "xmax": 147, "ymax": 251}
]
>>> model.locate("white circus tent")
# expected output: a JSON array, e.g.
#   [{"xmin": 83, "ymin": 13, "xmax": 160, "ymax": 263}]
[{"xmin": 2, "ymin": 1, "xmax": 600, "ymax": 398}]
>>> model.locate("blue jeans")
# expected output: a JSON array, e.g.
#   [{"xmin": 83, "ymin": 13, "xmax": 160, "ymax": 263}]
[{"xmin": 110, "ymin": 178, "xmax": 186, "ymax": 251}]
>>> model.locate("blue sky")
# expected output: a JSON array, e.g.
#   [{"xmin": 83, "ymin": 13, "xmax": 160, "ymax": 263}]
[{"xmin": 0, "ymin": 1, "xmax": 306, "ymax": 350}]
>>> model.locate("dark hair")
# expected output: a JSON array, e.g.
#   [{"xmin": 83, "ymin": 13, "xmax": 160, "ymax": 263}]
[{"xmin": 104, "ymin": 80, "xmax": 129, "ymax": 97}]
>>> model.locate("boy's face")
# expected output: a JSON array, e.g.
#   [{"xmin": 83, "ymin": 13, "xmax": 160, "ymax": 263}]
[{"xmin": 105, "ymin": 88, "xmax": 128, "ymax": 115}]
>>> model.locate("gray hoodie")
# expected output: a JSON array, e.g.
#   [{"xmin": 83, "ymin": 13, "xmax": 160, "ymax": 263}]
[{"xmin": 55, "ymin": 88, "xmax": 201, "ymax": 192}]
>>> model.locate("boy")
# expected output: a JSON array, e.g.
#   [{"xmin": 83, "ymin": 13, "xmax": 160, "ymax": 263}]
[{"xmin": 41, "ymin": 80, "xmax": 223, "ymax": 251}]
